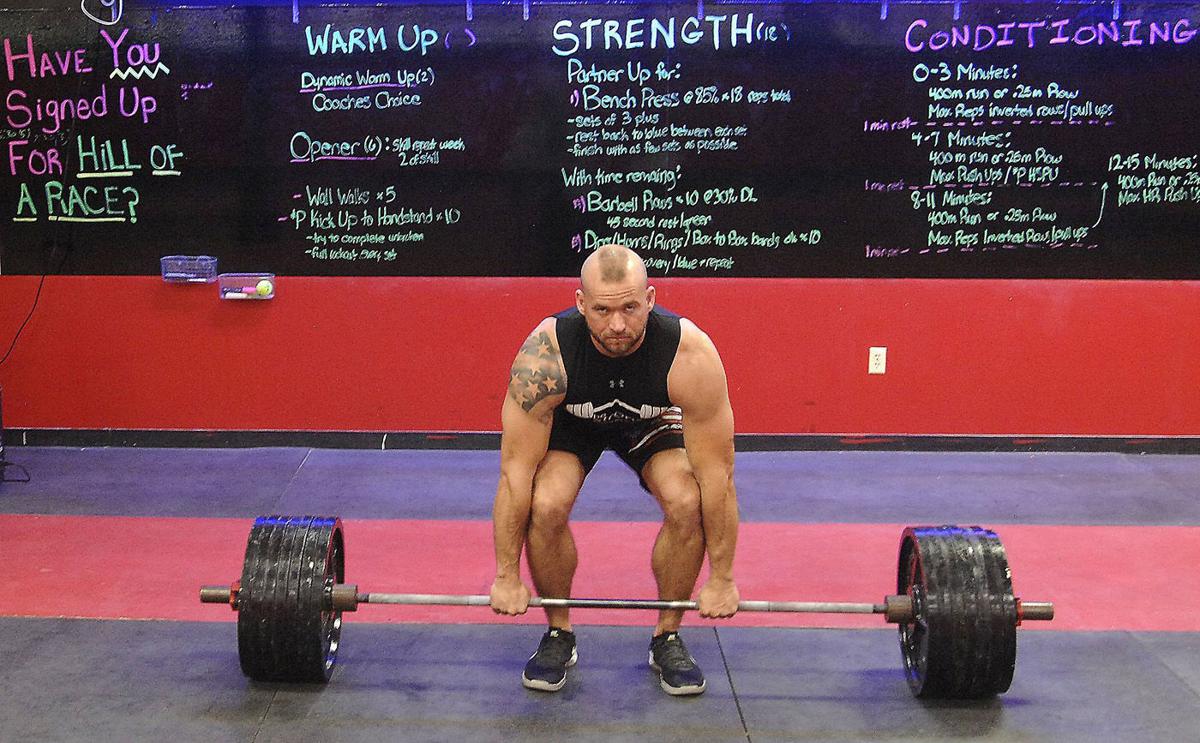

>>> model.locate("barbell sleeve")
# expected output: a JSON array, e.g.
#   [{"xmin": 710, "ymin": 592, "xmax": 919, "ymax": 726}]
[
  {"xmin": 1018, "ymin": 601, "xmax": 1055, "ymax": 621},
  {"xmin": 200, "ymin": 584, "xmax": 236, "ymax": 606}
]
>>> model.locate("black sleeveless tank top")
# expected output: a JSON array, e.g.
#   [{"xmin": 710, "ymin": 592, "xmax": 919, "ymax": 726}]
[{"xmin": 553, "ymin": 306, "xmax": 682, "ymax": 426}]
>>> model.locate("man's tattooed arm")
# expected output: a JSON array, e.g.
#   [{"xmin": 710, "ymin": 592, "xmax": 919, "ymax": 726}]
[{"xmin": 507, "ymin": 329, "xmax": 566, "ymax": 413}]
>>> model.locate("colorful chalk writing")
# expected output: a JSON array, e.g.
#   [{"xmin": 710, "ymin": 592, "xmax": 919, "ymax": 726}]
[
  {"xmin": 281, "ymin": 11, "xmax": 478, "ymax": 268},
  {"xmin": 304, "ymin": 24, "xmax": 473, "ymax": 57},
  {"xmin": 81, "ymin": 0, "xmax": 122, "ymax": 27},
  {"xmin": 856, "ymin": 9, "xmax": 1200, "ymax": 259},
  {"xmin": 287, "ymin": 183, "xmax": 462, "ymax": 257},
  {"xmin": 551, "ymin": 14, "xmax": 789, "ymax": 56},
  {"xmin": 1108, "ymin": 153, "xmax": 1200, "ymax": 207},
  {"xmin": 4, "ymin": 25, "xmax": 180, "ymax": 226},
  {"xmin": 4, "ymin": 3, "xmax": 1199, "ymax": 278},
  {"xmin": 287, "ymin": 132, "xmax": 465, "ymax": 165},
  {"xmin": 904, "ymin": 16, "xmax": 1198, "ymax": 52},
  {"xmin": 301, "ymin": 67, "xmax": 434, "ymax": 93},
  {"xmin": 551, "ymin": 11, "xmax": 815, "ymax": 273}
]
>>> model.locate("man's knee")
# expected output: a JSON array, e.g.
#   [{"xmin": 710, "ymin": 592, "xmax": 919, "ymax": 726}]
[
  {"xmin": 529, "ymin": 454, "xmax": 584, "ymax": 531},
  {"xmin": 530, "ymin": 490, "xmax": 575, "ymax": 530},
  {"xmin": 649, "ymin": 465, "xmax": 702, "ymax": 531}
]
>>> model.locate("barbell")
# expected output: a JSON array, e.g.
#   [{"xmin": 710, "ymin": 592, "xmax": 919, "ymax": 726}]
[{"xmin": 199, "ymin": 515, "xmax": 1053, "ymax": 698}]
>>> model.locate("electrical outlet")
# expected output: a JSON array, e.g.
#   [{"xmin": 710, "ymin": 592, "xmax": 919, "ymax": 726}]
[{"xmin": 868, "ymin": 347, "xmax": 887, "ymax": 374}]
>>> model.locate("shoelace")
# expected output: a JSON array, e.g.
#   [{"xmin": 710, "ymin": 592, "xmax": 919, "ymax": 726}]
[
  {"xmin": 655, "ymin": 636, "xmax": 694, "ymax": 670},
  {"xmin": 537, "ymin": 632, "xmax": 574, "ymax": 664}
]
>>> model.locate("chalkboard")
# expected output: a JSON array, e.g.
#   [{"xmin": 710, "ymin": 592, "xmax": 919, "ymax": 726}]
[{"xmin": 2, "ymin": 1, "xmax": 1199, "ymax": 278}]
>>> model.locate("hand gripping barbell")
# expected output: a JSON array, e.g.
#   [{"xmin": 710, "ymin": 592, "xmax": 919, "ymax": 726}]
[{"xmin": 199, "ymin": 515, "xmax": 1053, "ymax": 698}]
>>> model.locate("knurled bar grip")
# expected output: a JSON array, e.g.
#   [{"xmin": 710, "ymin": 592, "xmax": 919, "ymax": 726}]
[{"xmin": 362, "ymin": 593, "xmax": 888, "ymax": 613}]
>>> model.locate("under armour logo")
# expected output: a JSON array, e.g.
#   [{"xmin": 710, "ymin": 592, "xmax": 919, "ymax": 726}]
[{"xmin": 609, "ymin": 379, "xmax": 625, "ymax": 389}]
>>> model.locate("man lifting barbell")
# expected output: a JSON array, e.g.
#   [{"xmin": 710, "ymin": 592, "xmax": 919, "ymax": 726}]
[
  {"xmin": 197, "ymin": 248, "xmax": 1054, "ymax": 696},
  {"xmin": 489, "ymin": 244, "xmax": 741, "ymax": 695},
  {"xmin": 191, "ymin": 243, "xmax": 1054, "ymax": 699}
]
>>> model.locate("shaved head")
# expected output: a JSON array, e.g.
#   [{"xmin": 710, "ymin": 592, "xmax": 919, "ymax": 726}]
[
  {"xmin": 580, "ymin": 244, "xmax": 648, "ymax": 293},
  {"xmin": 575, "ymin": 244, "xmax": 656, "ymax": 357}
]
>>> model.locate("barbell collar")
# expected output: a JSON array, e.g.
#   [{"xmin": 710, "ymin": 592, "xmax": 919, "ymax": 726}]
[
  {"xmin": 884, "ymin": 594, "xmax": 914, "ymax": 623},
  {"xmin": 331, "ymin": 584, "xmax": 360, "ymax": 612}
]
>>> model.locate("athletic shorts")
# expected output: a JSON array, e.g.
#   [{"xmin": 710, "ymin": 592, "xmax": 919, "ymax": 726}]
[{"xmin": 547, "ymin": 405, "xmax": 685, "ymax": 489}]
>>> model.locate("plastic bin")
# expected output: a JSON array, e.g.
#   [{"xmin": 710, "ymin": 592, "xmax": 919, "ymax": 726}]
[
  {"xmin": 218, "ymin": 273, "xmax": 275, "ymax": 300},
  {"xmin": 161, "ymin": 255, "xmax": 217, "ymax": 283}
]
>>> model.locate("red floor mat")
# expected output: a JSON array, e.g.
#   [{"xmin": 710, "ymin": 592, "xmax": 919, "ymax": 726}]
[{"xmin": 4, "ymin": 515, "xmax": 1196, "ymax": 631}]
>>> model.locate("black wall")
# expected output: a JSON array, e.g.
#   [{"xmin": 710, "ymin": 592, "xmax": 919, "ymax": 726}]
[{"xmin": 2, "ymin": 1, "xmax": 1198, "ymax": 277}]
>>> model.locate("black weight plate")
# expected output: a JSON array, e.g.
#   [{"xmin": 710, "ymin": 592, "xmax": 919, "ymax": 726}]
[
  {"xmin": 319, "ymin": 518, "xmax": 345, "ymax": 680},
  {"xmin": 271, "ymin": 516, "xmax": 308, "ymax": 679},
  {"xmin": 897, "ymin": 525, "xmax": 1017, "ymax": 699},
  {"xmin": 290, "ymin": 516, "xmax": 321, "ymax": 681},
  {"xmin": 237, "ymin": 515, "xmax": 282, "ymax": 680},
  {"xmin": 236, "ymin": 515, "xmax": 345, "ymax": 683},
  {"xmin": 294, "ymin": 517, "xmax": 344, "ymax": 682},
  {"xmin": 238, "ymin": 515, "xmax": 298, "ymax": 680}
]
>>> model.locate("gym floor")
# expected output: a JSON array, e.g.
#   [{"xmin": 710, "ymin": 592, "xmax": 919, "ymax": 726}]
[{"xmin": 3, "ymin": 447, "xmax": 1199, "ymax": 742}]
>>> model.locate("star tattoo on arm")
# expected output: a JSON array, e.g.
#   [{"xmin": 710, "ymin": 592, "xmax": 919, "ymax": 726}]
[{"xmin": 508, "ymin": 330, "xmax": 566, "ymax": 413}]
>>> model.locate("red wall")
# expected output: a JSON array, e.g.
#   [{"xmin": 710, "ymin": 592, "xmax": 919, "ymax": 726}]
[{"xmin": 0, "ymin": 275, "xmax": 1196, "ymax": 435}]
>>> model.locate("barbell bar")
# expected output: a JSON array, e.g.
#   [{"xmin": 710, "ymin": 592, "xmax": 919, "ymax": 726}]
[
  {"xmin": 200, "ymin": 584, "xmax": 1055, "ymax": 624},
  {"xmin": 200, "ymin": 515, "xmax": 1054, "ymax": 697}
]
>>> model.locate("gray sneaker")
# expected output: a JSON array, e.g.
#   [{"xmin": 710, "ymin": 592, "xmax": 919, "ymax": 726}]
[
  {"xmin": 522, "ymin": 628, "xmax": 577, "ymax": 692},
  {"xmin": 649, "ymin": 632, "xmax": 706, "ymax": 696}
]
